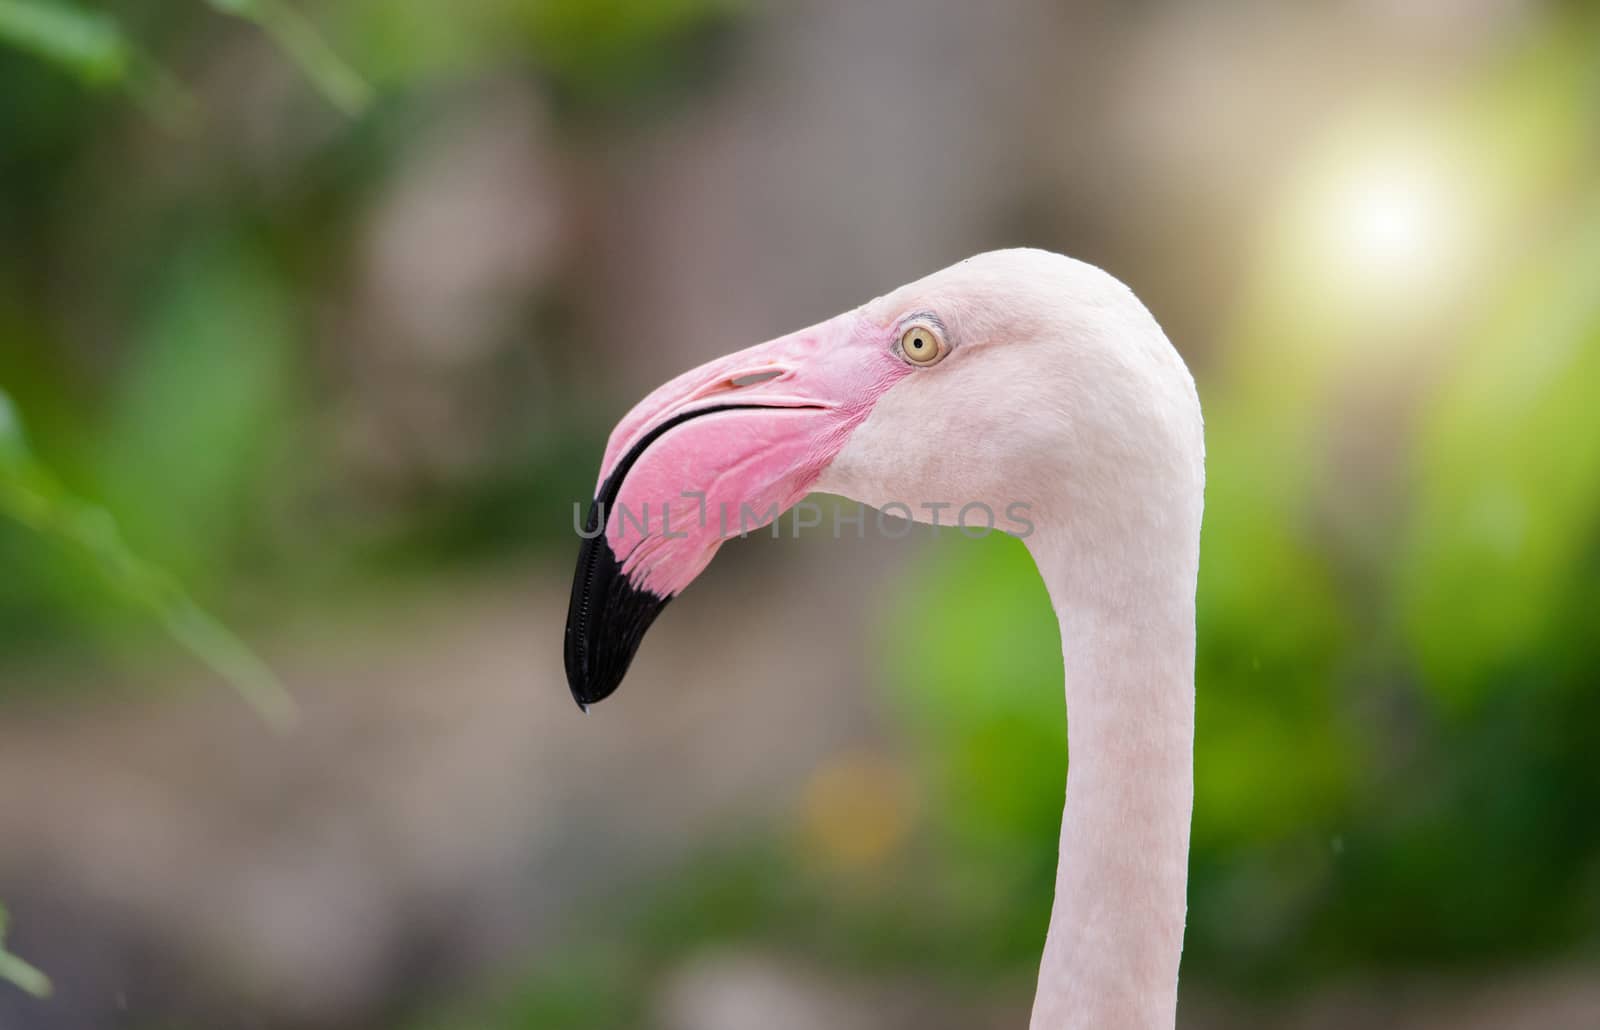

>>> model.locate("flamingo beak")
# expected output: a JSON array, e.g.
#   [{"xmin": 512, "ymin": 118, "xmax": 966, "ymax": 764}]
[{"xmin": 563, "ymin": 311, "xmax": 904, "ymax": 708}]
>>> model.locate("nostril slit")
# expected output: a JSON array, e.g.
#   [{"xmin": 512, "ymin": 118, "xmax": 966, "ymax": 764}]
[{"xmin": 730, "ymin": 370, "xmax": 784, "ymax": 388}]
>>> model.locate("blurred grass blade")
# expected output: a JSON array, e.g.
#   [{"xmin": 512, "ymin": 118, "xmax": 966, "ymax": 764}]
[
  {"xmin": 0, "ymin": 389, "xmax": 297, "ymax": 729},
  {"xmin": 206, "ymin": 0, "xmax": 372, "ymax": 116},
  {"xmin": 0, "ymin": 387, "xmax": 26, "ymax": 464},
  {"xmin": 0, "ymin": 0, "xmax": 127, "ymax": 82},
  {"xmin": 0, "ymin": 905, "xmax": 51, "ymax": 999},
  {"xmin": 162, "ymin": 599, "xmax": 296, "ymax": 729},
  {"xmin": 0, "ymin": 0, "xmax": 368, "ymax": 121}
]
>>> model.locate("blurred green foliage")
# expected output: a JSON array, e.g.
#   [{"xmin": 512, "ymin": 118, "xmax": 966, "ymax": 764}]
[
  {"xmin": 0, "ymin": 0, "xmax": 735, "ymax": 672},
  {"xmin": 883, "ymin": 535, "xmax": 1066, "ymax": 881},
  {"xmin": 0, "ymin": 385, "xmax": 295, "ymax": 724},
  {"xmin": 0, "ymin": 0, "xmax": 738, "ymax": 121},
  {"xmin": 0, "ymin": 0, "xmax": 125, "ymax": 83},
  {"xmin": 518, "ymin": 0, "xmax": 742, "ymax": 106},
  {"xmin": 97, "ymin": 235, "xmax": 299, "ymax": 591},
  {"xmin": 1403, "ymin": 194, "xmax": 1600, "ymax": 698}
]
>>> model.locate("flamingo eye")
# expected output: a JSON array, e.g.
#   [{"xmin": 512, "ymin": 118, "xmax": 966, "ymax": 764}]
[{"xmin": 899, "ymin": 323, "xmax": 947, "ymax": 366}]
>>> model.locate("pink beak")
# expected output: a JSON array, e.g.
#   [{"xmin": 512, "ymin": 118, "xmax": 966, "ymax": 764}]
[{"xmin": 563, "ymin": 309, "xmax": 907, "ymax": 708}]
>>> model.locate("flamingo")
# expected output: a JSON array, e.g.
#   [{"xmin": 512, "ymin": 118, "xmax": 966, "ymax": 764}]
[{"xmin": 564, "ymin": 248, "xmax": 1205, "ymax": 1028}]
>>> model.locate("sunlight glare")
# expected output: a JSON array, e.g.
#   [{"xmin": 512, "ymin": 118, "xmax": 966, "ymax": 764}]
[{"xmin": 1280, "ymin": 118, "xmax": 1484, "ymax": 322}]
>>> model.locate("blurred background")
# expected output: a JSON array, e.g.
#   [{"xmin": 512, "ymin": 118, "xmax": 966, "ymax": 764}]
[{"xmin": 2, "ymin": 0, "xmax": 1599, "ymax": 1027}]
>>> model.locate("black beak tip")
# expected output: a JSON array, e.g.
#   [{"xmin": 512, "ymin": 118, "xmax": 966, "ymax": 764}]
[
  {"xmin": 563, "ymin": 499, "xmax": 673, "ymax": 713},
  {"xmin": 564, "ymin": 648, "xmax": 623, "ymax": 710}
]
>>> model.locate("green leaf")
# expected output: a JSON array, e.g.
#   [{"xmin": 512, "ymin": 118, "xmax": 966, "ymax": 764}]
[
  {"xmin": 0, "ymin": 0, "xmax": 128, "ymax": 83},
  {"xmin": 0, "ymin": 904, "xmax": 51, "ymax": 999}
]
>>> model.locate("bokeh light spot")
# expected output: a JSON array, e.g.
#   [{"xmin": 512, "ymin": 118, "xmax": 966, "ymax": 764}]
[
  {"xmin": 1272, "ymin": 114, "xmax": 1489, "ymax": 326},
  {"xmin": 796, "ymin": 750, "xmax": 916, "ymax": 873}
]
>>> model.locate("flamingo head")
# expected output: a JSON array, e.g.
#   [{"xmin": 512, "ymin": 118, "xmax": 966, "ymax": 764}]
[{"xmin": 564, "ymin": 249, "xmax": 1200, "ymax": 707}]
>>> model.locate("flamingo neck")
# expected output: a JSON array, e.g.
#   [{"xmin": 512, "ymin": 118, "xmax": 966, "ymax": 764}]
[{"xmin": 1023, "ymin": 512, "xmax": 1198, "ymax": 1029}]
